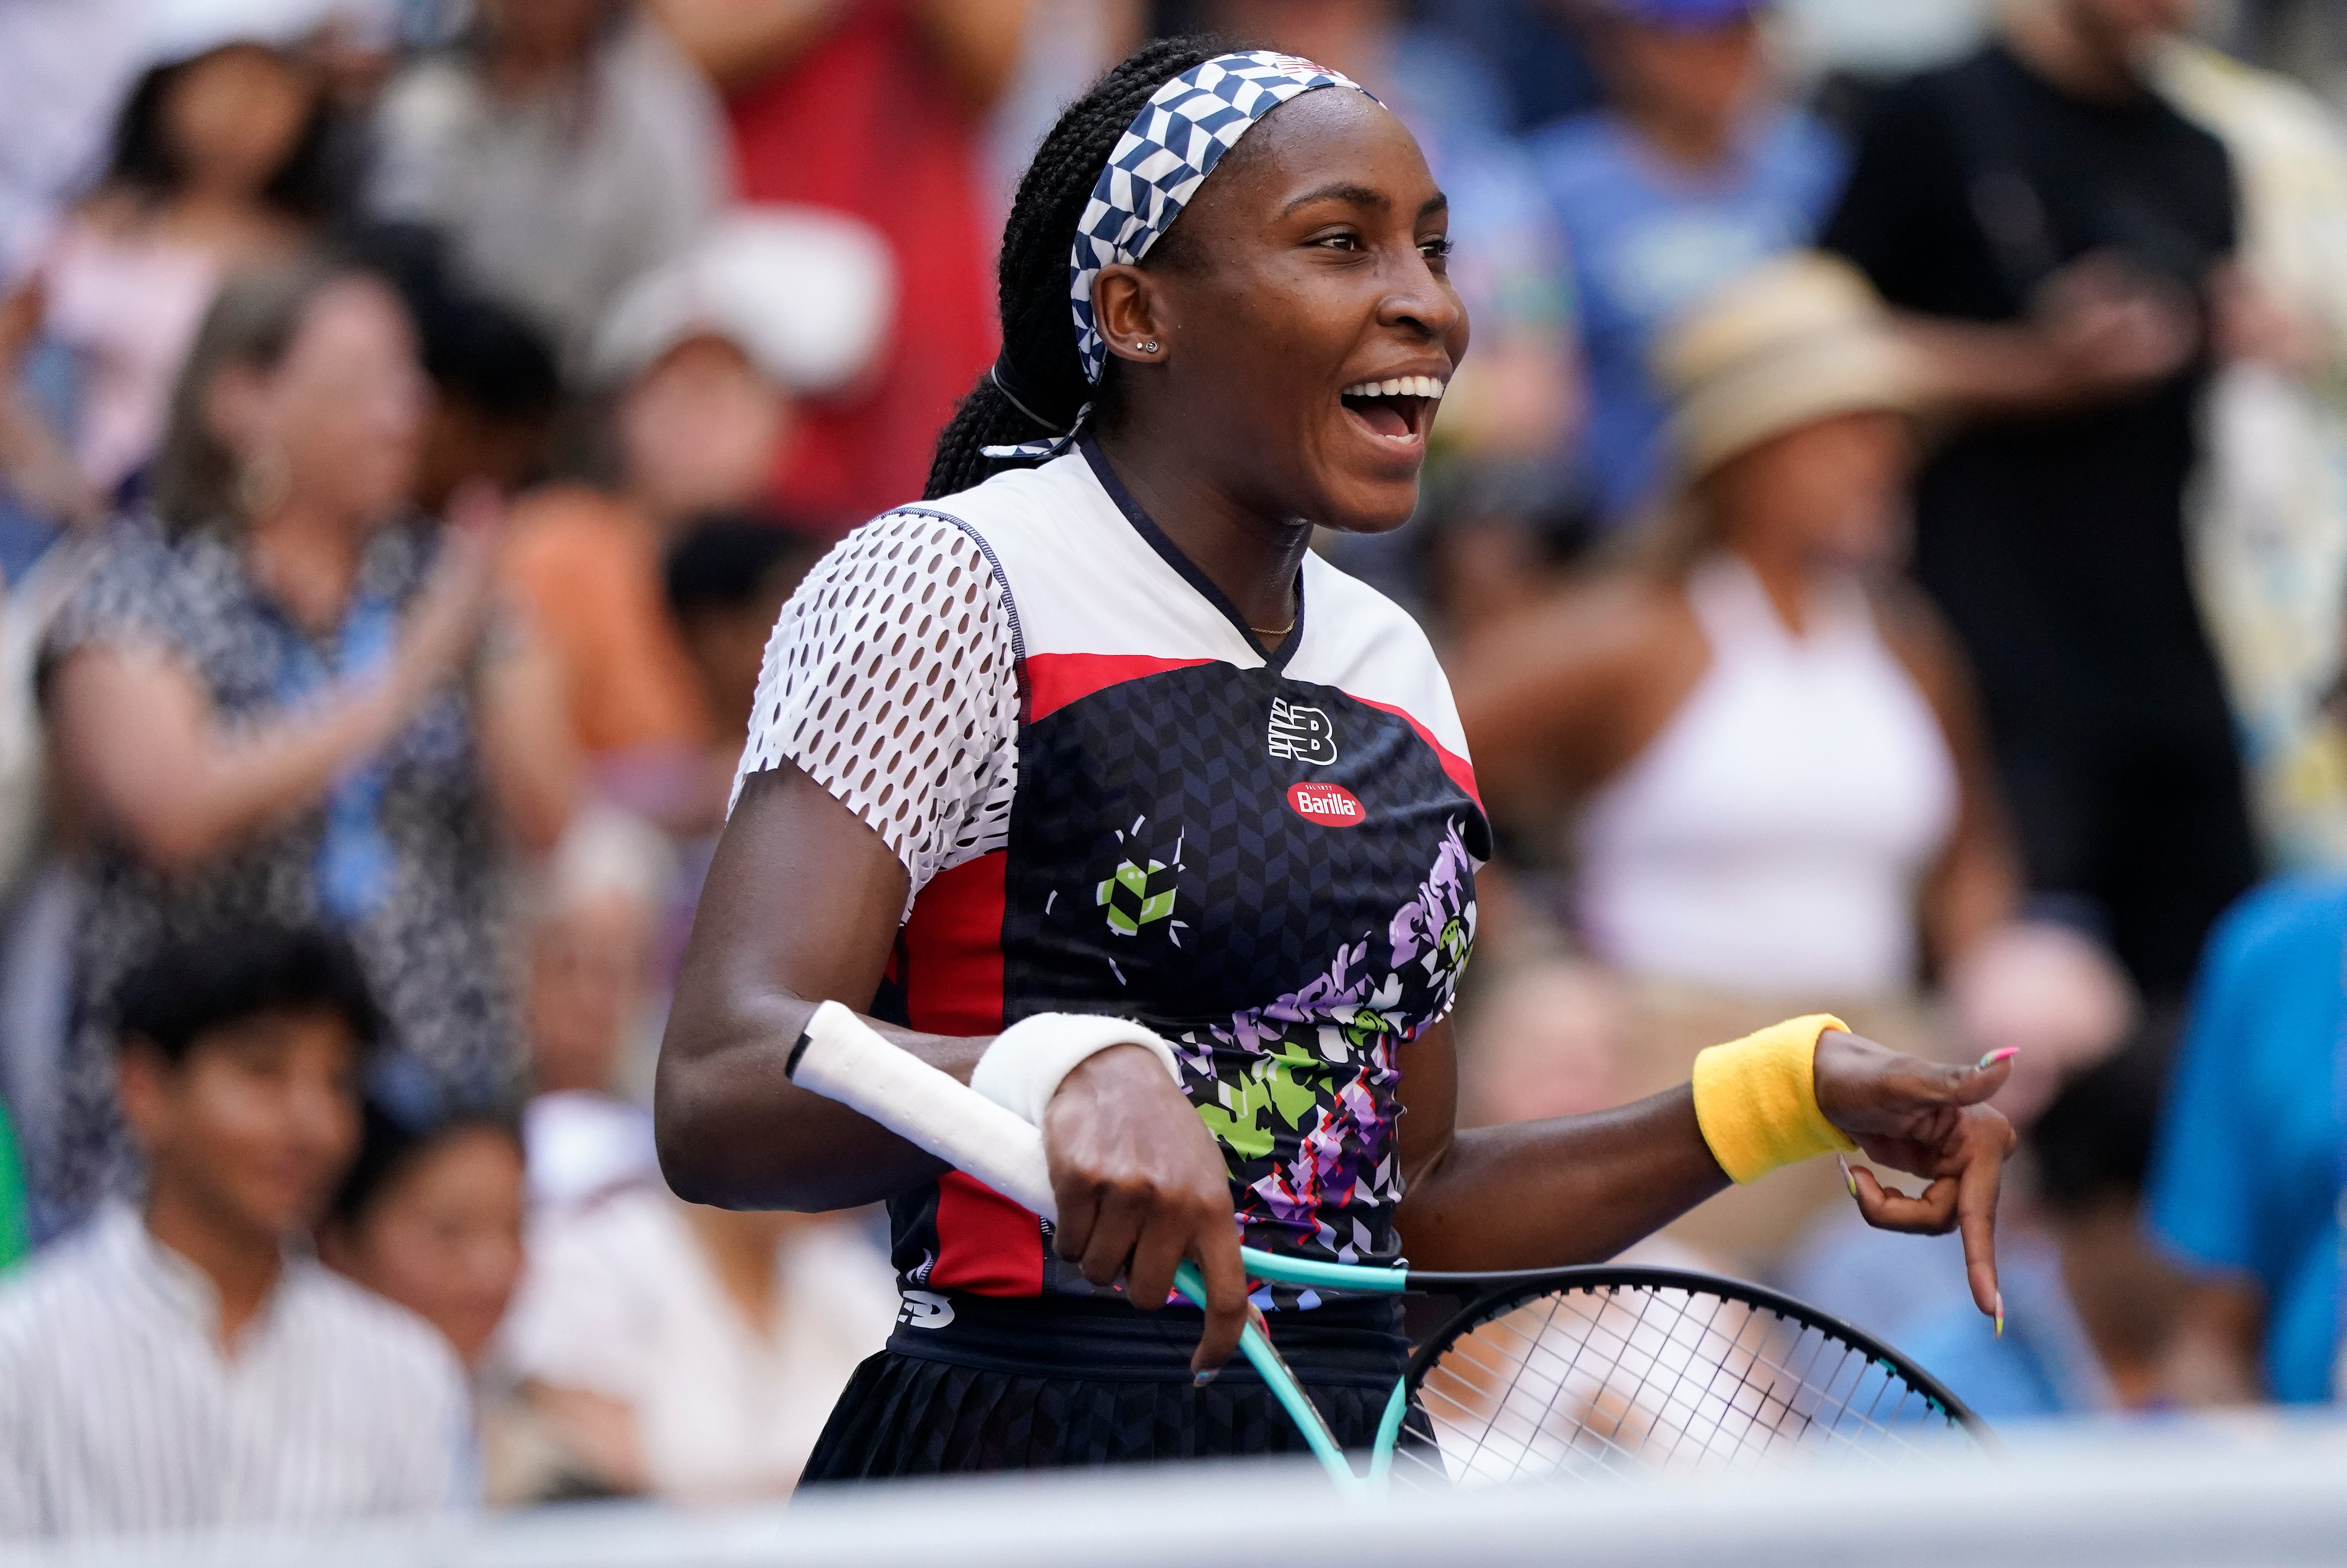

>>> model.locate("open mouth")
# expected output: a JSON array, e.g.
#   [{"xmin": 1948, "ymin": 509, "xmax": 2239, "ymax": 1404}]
[{"xmin": 1340, "ymin": 375, "xmax": 1445, "ymax": 443}]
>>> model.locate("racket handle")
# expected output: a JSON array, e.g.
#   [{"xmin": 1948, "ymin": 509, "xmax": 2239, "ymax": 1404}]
[{"xmin": 787, "ymin": 1000, "xmax": 1059, "ymax": 1219}]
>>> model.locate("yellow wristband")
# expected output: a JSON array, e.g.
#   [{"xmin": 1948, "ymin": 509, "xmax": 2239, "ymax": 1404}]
[{"xmin": 1690, "ymin": 1015, "xmax": 1858, "ymax": 1185}]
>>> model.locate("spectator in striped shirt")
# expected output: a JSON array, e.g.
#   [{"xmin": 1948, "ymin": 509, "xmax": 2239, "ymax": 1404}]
[{"xmin": 0, "ymin": 925, "xmax": 472, "ymax": 1540}]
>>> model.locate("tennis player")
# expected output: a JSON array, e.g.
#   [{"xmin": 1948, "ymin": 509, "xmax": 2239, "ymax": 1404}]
[{"xmin": 657, "ymin": 38, "xmax": 2017, "ymax": 1478}]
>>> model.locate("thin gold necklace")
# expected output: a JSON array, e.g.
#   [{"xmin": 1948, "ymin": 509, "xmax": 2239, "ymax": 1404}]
[{"xmin": 1250, "ymin": 620, "xmax": 1295, "ymax": 638}]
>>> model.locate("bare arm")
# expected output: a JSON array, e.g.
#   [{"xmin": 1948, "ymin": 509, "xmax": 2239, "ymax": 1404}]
[
  {"xmin": 48, "ymin": 504, "xmax": 509, "ymax": 875},
  {"xmin": 1446, "ymin": 578, "xmax": 1698, "ymax": 827},
  {"xmin": 654, "ymin": 764, "xmax": 962, "ymax": 1211},
  {"xmin": 1395, "ymin": 1019, "xmax": 2017, "ymax": 1312},
  {"xmin": 2162, "ymin": 1277, "xmax": 2266, "ymax": 1406},
  {"xmin": 654, "ymin": 763, "xmax": 1249, "ymax": 1368},
  {"xmin": 472, "ymin": 623, "xmax": 576, "ymax": 855},
  {"xmin": 907, "ymin": 0, "xmax": 1035, "ymax": 113},
  {"xmin": 1901, "ymin": 251, "xmax": 2200, "ymax": 419},
  {"xmin": 48, "ymin": 644, "xmax": 414, "ymax": 876}
]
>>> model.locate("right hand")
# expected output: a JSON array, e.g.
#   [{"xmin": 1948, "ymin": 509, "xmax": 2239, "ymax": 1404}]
[
  {"xmin": 1041, "ymin": 1043, "xmax": 1248, "ymax": 1376},
  {"xmin": 2031, "ymin": 251, "xmax": 2199, "ymax": 406},
  {"xmin": 389, "ymin": 481, "xmax": 507, "ymax": 709}
]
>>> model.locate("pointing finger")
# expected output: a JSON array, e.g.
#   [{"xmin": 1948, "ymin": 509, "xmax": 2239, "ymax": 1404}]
[{"xmin": 1955, "ymin": 1113, "xmax": 2009, "ymax": 1324}]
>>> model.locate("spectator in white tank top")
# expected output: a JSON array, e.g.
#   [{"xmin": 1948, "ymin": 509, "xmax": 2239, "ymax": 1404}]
[{"xmin": 1450, "ymin": 254, "xmax": 2133, "ymax": 1272}]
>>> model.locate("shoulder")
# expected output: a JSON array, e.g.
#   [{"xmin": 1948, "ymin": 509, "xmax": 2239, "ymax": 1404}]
[
  {"xmin": 1444, "ymin": 567, "xmax": 1687, "ymax": 770},
  {"xmin": 46, "ymin": 517, "xmax": 200, "ymax": 656},
  {"xmin": 0, "ymin": 1228, "xmax": 108, "ymax": 1360},
  {"xmin": 503, "ymin": 489, "xmax": 640, "ymax": 578},
  {"xmin": 789, "ymin": 503, "xmax": 1010, "ymax": 635},
  {"xmin": 1462, "ymin": 569, "xmax": 1681, "ymax": 687},
  {"xmin": 1302, "ymin": 550, "xmax": 1435, "ymax": 656},
  {"xmin": 291, "ymin": 1265, "xmax": 467, "ymax": 1405},
  {"xmin": 1868, "ymin": 578, "xmax": 1972, "ymax": 709},
  {"xmin": 1850, "ymin": 56, "xmax": 1973, "ymax": 147},
  {"xmin": 2203, "ymin": 873, "xmax": 2347, "ymax": 981}
]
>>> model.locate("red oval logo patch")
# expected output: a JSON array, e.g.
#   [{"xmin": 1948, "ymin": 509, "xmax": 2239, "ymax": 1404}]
[{"xmin": 1287, "ymin": 782, "xmax": 1366, "ymax": 827}]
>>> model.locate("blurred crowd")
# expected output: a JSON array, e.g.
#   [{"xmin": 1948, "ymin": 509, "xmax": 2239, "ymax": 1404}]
[{"xmin": 7, "ymin": 0, "xmax": 2347, "ymax": 1540}]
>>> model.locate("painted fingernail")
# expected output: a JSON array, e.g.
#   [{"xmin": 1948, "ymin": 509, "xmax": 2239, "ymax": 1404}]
[
  {"xmin": 1977, "ymin": 1047, "xmax": 2020, "ymax": 1071},
  {"xmin": 1193, "ymin": 1369, "xmax": 1218, "ymax": 1387},
  {"xmin": 1994, "ymin": 1293, "xmax": 2005, "ymax": 1339},
  {"xmin": 1838, "ymin": 1155, "xmax": 1858, "ymax": 1199}
]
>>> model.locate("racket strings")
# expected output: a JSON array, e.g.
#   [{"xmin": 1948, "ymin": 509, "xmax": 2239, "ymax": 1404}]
[{"xmin": 1397, "ymin": 1283, "xmax": 1970, "ymax": 1487}]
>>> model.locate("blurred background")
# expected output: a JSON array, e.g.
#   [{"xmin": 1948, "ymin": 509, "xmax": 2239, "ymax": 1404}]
[{"xmin": 6, "ymin": 0, "xmax": 2347, "ymax": 1535}]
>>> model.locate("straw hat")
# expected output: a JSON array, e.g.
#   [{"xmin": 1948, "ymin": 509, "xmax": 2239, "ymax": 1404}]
[{"xmin": 1651, "ymin": 251, "xmax": 1926, "ymax": 488}]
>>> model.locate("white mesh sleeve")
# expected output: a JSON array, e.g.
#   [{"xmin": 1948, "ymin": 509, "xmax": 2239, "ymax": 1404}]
[{"xmin": 731, "ymin": 510, "xmax": 1020, "ymax": 914}]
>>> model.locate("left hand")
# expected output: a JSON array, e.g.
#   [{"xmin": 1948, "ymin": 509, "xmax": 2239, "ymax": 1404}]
[{"xmin": 1812, "ymin": 1029, "xmax": 2018, "ymax": 1322}]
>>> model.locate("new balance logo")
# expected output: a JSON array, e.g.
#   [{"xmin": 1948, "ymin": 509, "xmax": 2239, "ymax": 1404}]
[
  {"xmin": 1267, "ymin": 697, "xmax": 1338, "ymax": 765},
  {"xmin": 898, "ymin": 1289, "xmax": 955, "ymax": 1330}
]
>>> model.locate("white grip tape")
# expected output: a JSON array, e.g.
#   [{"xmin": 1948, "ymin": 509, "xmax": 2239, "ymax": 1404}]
[{"xmin": 788, "ymin": 1001, "xmax": 1058, "ymax": 1219}]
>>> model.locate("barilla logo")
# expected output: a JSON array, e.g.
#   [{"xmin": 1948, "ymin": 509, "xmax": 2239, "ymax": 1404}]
[{"xmin": 1288, "ymin": 782, "xmax": 1365, "ymax": 826}]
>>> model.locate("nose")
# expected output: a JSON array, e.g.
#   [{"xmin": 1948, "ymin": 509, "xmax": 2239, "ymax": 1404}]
[{"xmin": 1380, "ymin": 251, "xmax": 1465, "ymax": 347}]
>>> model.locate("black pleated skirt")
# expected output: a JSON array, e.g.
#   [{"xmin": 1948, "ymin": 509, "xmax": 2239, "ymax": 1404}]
[{"xmin": 801, "ymin": 1290, "xmax": 1412, "ymax": 1482}]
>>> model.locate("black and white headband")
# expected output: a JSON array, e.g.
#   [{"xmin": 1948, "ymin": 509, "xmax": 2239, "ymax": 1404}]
[{"xmin": 986, "ymin": 50, "xmax": 1372, "ymax": 460}]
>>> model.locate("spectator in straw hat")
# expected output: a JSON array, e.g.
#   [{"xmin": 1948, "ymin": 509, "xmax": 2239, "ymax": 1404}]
[
  {"xmin": 499, "ymin": 208, "xmax": 890, "ymax": 831},
  {"xmin": 1450, "ymin": 252, "xmax": 2132, "ymax": 1274}
]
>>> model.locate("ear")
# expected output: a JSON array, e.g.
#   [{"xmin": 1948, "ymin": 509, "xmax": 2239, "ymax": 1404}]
[
  {"xmin": 1092, "ymin": 264, "xmax": 1173, "ymax": 367},
  {"xmin": 202, "ymin": 362, "xmax": 272, "ymax": 460}
]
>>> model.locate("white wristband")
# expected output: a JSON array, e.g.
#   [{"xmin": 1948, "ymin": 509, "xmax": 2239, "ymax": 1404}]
[{"xmin": 969, "ymin": 1013, "xmax": 1183, "ymax": 1127}]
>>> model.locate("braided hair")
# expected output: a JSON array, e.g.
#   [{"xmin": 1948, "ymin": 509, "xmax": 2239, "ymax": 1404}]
[{"xmin": 925, "ymin": 36, "xmax": 1229, "ymax": 500}]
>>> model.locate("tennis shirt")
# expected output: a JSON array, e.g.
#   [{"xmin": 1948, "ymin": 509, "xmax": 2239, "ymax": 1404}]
[{"xmin": 736, "ymin": 438, "xmax": 1490, "ymax": 1302}]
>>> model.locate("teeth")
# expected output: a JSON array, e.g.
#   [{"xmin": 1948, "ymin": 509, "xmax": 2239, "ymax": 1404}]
[{"xmin": 1341, "ymin": 375, "xmax": 1447, "ymax": 400}]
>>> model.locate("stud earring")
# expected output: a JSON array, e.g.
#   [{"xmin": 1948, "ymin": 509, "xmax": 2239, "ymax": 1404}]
[{"xmin": 1139, "ymin": 339, "xmax": 1159, "ymax": 354}]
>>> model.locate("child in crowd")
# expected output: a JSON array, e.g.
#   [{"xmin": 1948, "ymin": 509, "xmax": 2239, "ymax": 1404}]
[
  {"xmin": 0, "ymin": 926, "xmax": 471, "ymax": 1538},
  {"xmin": 319, "ymin": 1087, "xmax": 594, "ymax": 1505}
]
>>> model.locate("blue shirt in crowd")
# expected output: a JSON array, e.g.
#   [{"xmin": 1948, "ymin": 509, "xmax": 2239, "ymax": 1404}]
[
  {"xmin": 2145, "ymin": 875, "xmax": 2347, "ymax": 1404},
  {"xmin": 1528, "ymin": 108, "xmax": 1843, "ymax": 525}
]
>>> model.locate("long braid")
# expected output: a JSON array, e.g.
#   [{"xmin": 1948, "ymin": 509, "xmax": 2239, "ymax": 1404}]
[{"xmin": 924, "ymin": 36, "xmax": 1227, "ymax": 500}]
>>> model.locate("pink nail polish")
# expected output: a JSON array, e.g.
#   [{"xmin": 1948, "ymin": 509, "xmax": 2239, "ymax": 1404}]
[{"xmin": 1977, "ymin": 1047, "xmax": 2020, "ymax": 1071}]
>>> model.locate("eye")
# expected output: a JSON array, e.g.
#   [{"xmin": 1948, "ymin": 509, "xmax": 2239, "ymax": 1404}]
[
  {"xmin": 1419, "ymin": 236, "xmax": 1454, "ymax": 263},
  {"xmin": 1310, "ymin": 231, "xmax": 1363, "ymax": 252}
]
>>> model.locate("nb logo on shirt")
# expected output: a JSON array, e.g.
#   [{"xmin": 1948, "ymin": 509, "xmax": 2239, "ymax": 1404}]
[
  {"xmin": 898, "ymin": 1289, "xmax": 955, "ymax": 1330},
  {"xmin": 1267, "ymin": 698, "xmax": 1338, "ymax": 766}
]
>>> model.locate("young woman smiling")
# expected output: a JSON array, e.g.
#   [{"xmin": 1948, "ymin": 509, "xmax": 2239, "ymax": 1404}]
[{"xmin": 656, "ymin": 38, "xmax": 2018, "ymax": 1479}]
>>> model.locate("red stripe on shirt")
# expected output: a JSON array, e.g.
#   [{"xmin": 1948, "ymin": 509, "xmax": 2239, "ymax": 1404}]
[
  {"xmin": 1351, "ymin": 696, "xmax": 1484, "ymax": 810},
  {"xmin": 901, "ymin": 852, "xmax": 1007, "ymax": 1037},
  {"xmin": 1024, "ymin": 652, "xmax": 1214, "ymax": 723}
]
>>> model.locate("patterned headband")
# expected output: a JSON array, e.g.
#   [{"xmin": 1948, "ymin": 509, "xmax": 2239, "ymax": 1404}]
[
  {"xmin": 1070, "ymin": 51, "xmax": 1371, "ymax": 386},
  {"xmin": 987, "ymin": 51, "xmax": 1371, "ymax": 461}
]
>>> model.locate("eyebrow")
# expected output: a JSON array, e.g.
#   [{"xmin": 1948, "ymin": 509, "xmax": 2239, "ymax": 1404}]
[{"xmin": 1280, "ymin": 182, "xmax": 1450, "ymax": 221}]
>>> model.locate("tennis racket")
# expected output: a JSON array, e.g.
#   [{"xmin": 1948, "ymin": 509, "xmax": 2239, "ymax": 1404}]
[{"xmin": 787, "ymin": 1001, "xmax": 1993, "ymax": 1494}]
